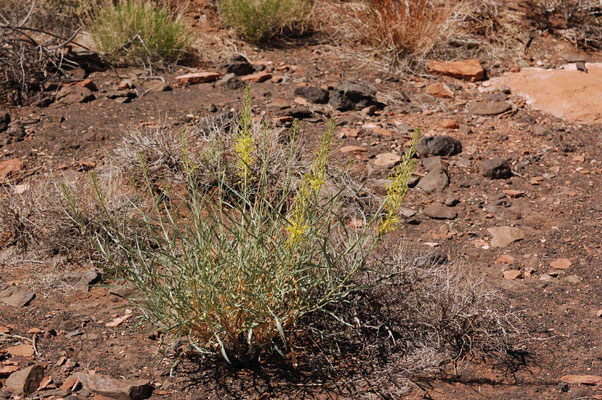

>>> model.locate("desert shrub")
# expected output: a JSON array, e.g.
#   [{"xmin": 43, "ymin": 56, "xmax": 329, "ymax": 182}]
[
  {"xmin": 90, "ymin": 0, "xmax": 191, "ymax": 66},
  {"xmin": 217, "ymin": 0, "xmax": 313, "ymax": 43},
  {"xmin": 38, "ymin": 0, "xmax": 103, "ymax": 34},
  {"xmin": 64, "ymin": 88, "xmax": 419, "ymax": 365},
  {"xmin": 350, "ymin": 0, "xmax": 463, "ymax": 62},
  {"xmin": 528, "ymin": 0, "xmax": 601, "ymax": 50}
]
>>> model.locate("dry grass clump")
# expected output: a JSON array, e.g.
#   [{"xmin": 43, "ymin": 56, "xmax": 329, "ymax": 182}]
[
  {"xmin": 217, "ymin": 0, "xmax": 313, "ymax": 43},
  {"xmin": 109, "ymin": 127, "xmax": 195, "ymax": 184},
  {"xmin": 0, "ymin": 174, "xmax": 135, "ymax": 262},
  {"xmin": 346, "ymin": 0, "xmax": 466, "ymax": 64},
  {"xmin": 90, "ymin": 0, "xmax": 192, "ymax": 66}
]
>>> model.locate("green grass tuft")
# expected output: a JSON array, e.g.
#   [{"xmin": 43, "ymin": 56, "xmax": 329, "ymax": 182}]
[
  {"xmin": 90, "ymin": 0, "xmax": 191, "ymax": 66},
  {"xmin": 218, "ymin": 0, "xmax": 312, "ymax": 43}
]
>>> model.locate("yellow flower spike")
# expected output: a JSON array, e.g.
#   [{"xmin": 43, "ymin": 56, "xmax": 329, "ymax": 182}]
[
  {"xmin": 378, "ymin": 128, "xmax": 420, "ymax": 236},
  {"xmin": 234, "ymin": 87, "xmax": 257, "ymax": 184},
  {"xmin": 286, "ymin": 119, "xmax": 335, "ymax": 247}
]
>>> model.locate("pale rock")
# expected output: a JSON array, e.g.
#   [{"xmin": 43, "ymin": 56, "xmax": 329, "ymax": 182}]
[
  {"xmin": 399, "ymin": 207, "xmax": 417, "ymax": 218},
  {"xmin": 539, "ymin": 273, "xmax": 554, "ymax": 281},
  {"xmin": 338, "ymin": 127, "xmax": 360, "ymax": 138},
  {"xmin": 441, "ymin": 118, "xmax": 460, "ymax": 129},
  {"xmin": 468, "ymin": 101, "xmax": 512, "ymax": 116},
  {"xmin": 0, "ymin": 286, "xmax": 35, "ymax": 307},
  {"xmin": 143, "ymin": 80, "xmax": 172, "ymax": 92},
  {"xmin": 487, "ymin": 226, "xmax": 525, "ymax": 247},
  {"xmin": 422, "ymin": 156, "xmax": 446, "ymax": 171},
  {"xmin": 550, "ymin": 258, "xmax": 572, "ymax": 270},
  {"xmin": 504, "ymin": 189, "xmax": 525, "ymax": 198},
  {"xmin": 444, "ymin": 195, "xmax": 459, "ymax": 207},
  {"xmin": 7, "ymin": 344, "xmax": 35, "ymax": 357},
  {"xmin": 560, "ymin": 374, "xmax": 602, "ymax": 386},
  {"xmin": 293, "ymin": 96, "xmax": 310, "ymax": 106},
  {"xmin": 241, "ymin": 71, "xmax": 272, "ymax": 83},
  {"xmin": 373, "ymin": 152, "xmax": 401, "ymax": 168},
  {"xmin": 565, "ymin": 275, "xmax": 582, "ymax": 284},
  {"xmin": 503, "ymin": 270, "xmax": 522, "ymax": 280},
  {"xmin": 55, "ymin": 85, "xmax": 95, "ymax": 104},
  {"xmin": 0, "ymin": 159, "xmax": 25, "ymax": 184},
  {"xmin": 423, "ymin": 204, "xmax": 457, "ymax": 220},
  {"xmin": 495, "ymin": 254, "xmax": 515, "ymax": 264},
  {"xmin": 339, "ymin": 145, "xmax": 367, "ymax": 154},
  {"xmin": 76, "ymin": 373, "xmax": 154, "ymax": 400}
]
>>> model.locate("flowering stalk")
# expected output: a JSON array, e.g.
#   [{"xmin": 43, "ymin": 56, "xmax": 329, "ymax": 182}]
[
  {"xmin": 286, "ymin": 119, "xmax": 335, "ymax": 247},
  {"xmin": 233, "ymin": 87, "xmax": 256, "ymax": 185},
  {"xmin": 378, "ymin": 128, "xmax": 420, "ymax": 236}
]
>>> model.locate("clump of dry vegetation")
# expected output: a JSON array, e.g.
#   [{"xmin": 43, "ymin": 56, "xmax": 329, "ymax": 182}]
[
  {"xmin": 49, "ymin": 89, "xmax": 519, "ymax": 370},
  {"xmin": 528, "ymin": 0, "xmax": 602, "ymax": 50},
  {"xmin": 350, "ymin": 0, "xmax": 462, "ymax": 62},
  {"xmin": 0, "ymin": 175, "xmax": 133, "ymax": 261},
  {"xmin": 304, "ymin": 246, "xmax": 521, "ymax": 377},
  {"xmin": 0, "ymin": 0, "xmax": 85, "ymax": 104}
]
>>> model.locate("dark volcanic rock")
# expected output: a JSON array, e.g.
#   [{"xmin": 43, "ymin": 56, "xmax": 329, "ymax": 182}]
[
  {"xmin": 219, "ymin": 73, "xmax": 246, "ymax": 90},
  {"xmin": 329, "ymin": 80, "xmax": 382, "ymax": 111},
  {"xmin": 221, "ymin": 55, "xmax": 255, "ymax": 76},
  {"xmin": 294, "ymin": 86, "xmax": 329, "ymax": 104},
  {"xmin": 283, "ymin": 108, "xmax": 313, "ymax": 119},
  {"xmin": 416, "ymin": 136, "xmax": 462, "ymax": 157}
]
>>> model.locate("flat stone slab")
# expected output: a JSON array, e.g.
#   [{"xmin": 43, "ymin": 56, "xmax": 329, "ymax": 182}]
[
  {"xmin": 175, "ymin": 72, "xmax": 221, "ymax": 85},
  {"xmin": 486, "ymin": 63, "xmax": 602, "ymax": 124},
  {"xmin": 468, "ymin": 101, "xmax": 512, "ymax": 116},
  {"xmin": 488, "ymin": 226, "xmax": 525, "ymax": 248}
]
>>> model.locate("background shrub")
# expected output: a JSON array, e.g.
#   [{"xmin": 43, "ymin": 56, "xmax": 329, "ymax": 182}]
[
  {"xmin": 351, "ymin": 0, "xmax": 462, "ymax": 62},
  {"xmin": 0, "ymin": 0, "xmax": 92, "ymax": 104},
  {"xmin": 90, "ymin": 0, "xmax": 191, "ymax": 66},
  {"xmin": 528, "ymin": 0, "xmax": 601, "ymax": 50},
  {"xmin": 218, "ymin": 0, "xmax": 313, "ymax": 43}
]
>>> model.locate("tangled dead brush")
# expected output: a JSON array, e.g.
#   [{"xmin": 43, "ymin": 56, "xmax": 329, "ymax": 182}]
[{"xmin": 0, "ymin": 0, "xmax": 89, "ymax": 104}]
